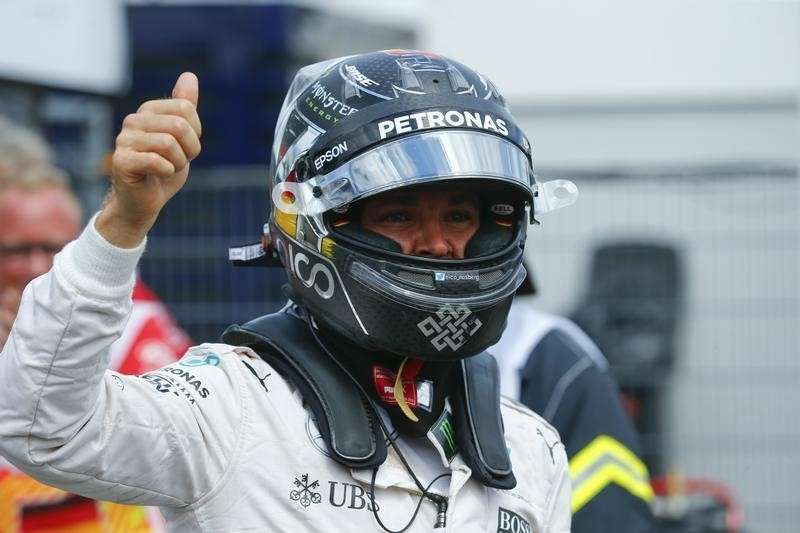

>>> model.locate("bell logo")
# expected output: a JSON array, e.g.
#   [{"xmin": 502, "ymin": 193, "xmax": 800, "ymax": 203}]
[{"xmin": 497, "ymin": 508, "xmax": 532, "ymax": 533}]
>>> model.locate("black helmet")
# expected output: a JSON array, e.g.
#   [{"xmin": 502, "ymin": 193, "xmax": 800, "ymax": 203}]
[{"xmin": 268, "ymin": 50, "xmax": 576, "ymax": 361}]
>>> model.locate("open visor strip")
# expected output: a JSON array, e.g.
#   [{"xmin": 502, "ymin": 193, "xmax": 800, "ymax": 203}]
[{"xmin": 273, "ymin": 130, "xmax": 575, "ymax": 216}]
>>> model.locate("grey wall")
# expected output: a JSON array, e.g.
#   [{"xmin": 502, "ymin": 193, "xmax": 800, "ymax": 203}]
[
  {"xmin": 415, "ymin": 1, "xmax": 800, "ymax": 526},
  {"xmin": 517, "ymin": 104, "xmax": 799, "ymax": 532}
]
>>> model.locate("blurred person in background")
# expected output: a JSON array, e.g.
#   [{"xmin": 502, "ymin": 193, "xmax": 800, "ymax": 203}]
[
  {"xmin": 0, "ymin": 116, "xmax": 53, "ymax": 179},
  {"xmin": 490, "ymin": 264, "xmax": 656, "ymax": 532},
  {"xmin": 0, "ymin": 51, "xmax": 577, "ymax": 531},
  {"xmin": 0, "ymin": 115, "xmax": 190, "ymax": 532}
]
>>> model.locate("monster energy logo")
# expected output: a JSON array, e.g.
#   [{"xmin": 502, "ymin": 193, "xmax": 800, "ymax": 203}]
[
  {"xmin": 440, "ymin": 419, "xmax": 456, "ymax": 455},
  {"xmin": 429, "ymin": 408, "xmax": 458, "ymax": 463}
]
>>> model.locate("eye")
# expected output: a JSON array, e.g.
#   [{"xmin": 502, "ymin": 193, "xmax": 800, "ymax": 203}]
[
  {"xmin": 379, "ymin": 211, "xmax": 412, "ymax": 224},
  {"xmin": 445, "ymin": 210, "xmax": 475, "ymax": 223}
]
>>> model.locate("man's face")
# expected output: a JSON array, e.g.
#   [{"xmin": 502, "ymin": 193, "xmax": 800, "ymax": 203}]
[
  {"xmin": 360, "ymin": 186, "xmax": 480, "ymax": 259},
  {"xmin": 0, "ymin": 187, "xmax": 81, "ymax": 293}
]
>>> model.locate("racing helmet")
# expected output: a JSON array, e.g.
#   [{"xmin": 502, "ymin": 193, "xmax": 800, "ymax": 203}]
[{"xmin": 268, "ymin": 50, "xmax": 576, "ymax": 361}]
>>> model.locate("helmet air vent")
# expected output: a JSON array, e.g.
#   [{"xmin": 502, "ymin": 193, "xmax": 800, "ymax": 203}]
[
  {"xmin": 447, "ymin": 66, "xmax": 471, "ymax": 93},
  {"xmin": 478, "ymin": 269, "xmax": 507, "ymax": 289},
  {"xmin": 398, "ymin": 64, "xmax": 422, "ymax": 91},
  {"xmin": 394, "ymin": 269, "xmax": 435, "ymax": 289}
]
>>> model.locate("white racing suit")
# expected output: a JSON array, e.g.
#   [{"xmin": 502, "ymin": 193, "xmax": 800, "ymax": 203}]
[
  {"xmin": 0, "ymin": 278, "xmax": 189, "ymax": 532},
  {"xmin": 0, "ymin": 219, "xmax": 571, "ymax": 532}
]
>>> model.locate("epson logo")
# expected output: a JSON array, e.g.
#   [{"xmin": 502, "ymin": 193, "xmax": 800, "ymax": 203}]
[
  {"xmin": 314, "ymin": 141, "xmax": 349, "ymax": 171},
  {"xmin": 497, "ymin": 508, "xmax": 532, "ymax": 533},
  {"xmin": 377, "ymin": 110, "xmax": 509, "ymax": 140}
]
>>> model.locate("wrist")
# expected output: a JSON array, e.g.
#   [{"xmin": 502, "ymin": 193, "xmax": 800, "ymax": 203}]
[
  {"xmin": 95, "ymin": 199, "xmax": 156, "ymax": 249},
  {"xmin": 55, "ymin": 212, "xmax": 146, "ymax": 300}
]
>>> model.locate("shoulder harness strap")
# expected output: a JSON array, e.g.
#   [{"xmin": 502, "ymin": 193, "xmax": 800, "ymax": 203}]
[
  {"xmin": 222, "ymin": 311, "xmax": 516, "ymax": 489},
  {"xmin": 222, "ymin": 311, "xmax": 387, "ymax": 469},
  {"xmin": 454, "ymin": 354, "xmax": 516, "ymax": 489}
]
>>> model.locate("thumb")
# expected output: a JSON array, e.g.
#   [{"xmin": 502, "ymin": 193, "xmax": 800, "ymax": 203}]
[{"xmin": 172, "ymin": 72, "xmax": 199, "ymax": 107}]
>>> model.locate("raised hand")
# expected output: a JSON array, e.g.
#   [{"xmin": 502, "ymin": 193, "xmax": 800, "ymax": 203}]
[{"xmin": 96, "ymin": 72, "xmax": 201, "ymax": 248}]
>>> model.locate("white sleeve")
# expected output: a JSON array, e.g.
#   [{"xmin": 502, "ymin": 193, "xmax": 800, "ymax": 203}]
[
  {"xmin": 0, "ymin": 216, "xmax": 243, "ymax": 507},
  {"xmin": 546, "ymin": 443, "xmax": 572, "ymax": 532}
]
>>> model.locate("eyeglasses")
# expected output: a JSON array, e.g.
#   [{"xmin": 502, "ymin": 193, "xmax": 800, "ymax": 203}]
[{"xmin": 0, "ymin": 243, "xmax": 63, "ymax": 257}]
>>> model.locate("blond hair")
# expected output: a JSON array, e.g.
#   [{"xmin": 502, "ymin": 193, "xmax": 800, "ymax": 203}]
[
  {"xmin": 0, "ymin": 115, "xmax": 81, "ymax": 215},
  {"xmin": 0, "ymin": 161, "xmax": 71, "ymax": 190},
  {"xmin": 0, "ymin": 115, "xmax": 54, "ymax": 183}
]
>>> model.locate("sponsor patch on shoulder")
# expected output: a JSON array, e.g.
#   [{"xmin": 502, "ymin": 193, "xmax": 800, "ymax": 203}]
[
  {"xmin": 180, "ymin": 350, "xmax": 221, "ymax": 367},
  {"xmin": 140, "ymin": 372, "xmax": 207, "ymax": 405}
]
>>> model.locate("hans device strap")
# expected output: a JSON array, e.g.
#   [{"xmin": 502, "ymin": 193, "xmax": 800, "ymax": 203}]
[
  {"xmin": 222, "ymin": 311, "xmax": 516, "ymax": 488},
  {"xmin": 454, "ymin": 356, "xmax": 516, "ymax": 489},
  {"xmin": 223, "ymin": 312, "xmax": 386, "ymax": 469}
]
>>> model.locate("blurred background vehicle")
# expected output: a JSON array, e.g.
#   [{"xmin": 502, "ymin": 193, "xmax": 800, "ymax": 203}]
[{"xmin": 0, "ymin": 1, "xmax": 797, "ymax": 532}]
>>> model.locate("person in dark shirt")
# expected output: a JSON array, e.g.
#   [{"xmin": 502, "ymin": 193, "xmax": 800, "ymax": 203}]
[{"xmin": 490, "ymin": 267, "xmax": 656, "ymax": 532}]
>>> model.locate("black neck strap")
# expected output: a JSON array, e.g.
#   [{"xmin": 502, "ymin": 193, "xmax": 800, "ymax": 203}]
[
  {"xmin": 223, "ymin": 310, "xmax": 385, "ymax": 468},
  {"xmin": 222, "ymin": 309, "xmax": 516, "ymax": 489}
]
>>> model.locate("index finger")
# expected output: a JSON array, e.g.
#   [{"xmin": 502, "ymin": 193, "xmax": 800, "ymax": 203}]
[{"xmin": 136, "ymin": 99, "xmax": 202, "ymax": 138}]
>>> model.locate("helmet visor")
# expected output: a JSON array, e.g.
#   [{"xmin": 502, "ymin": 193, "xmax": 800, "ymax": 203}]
[{"xmin": 273, "ymin": 130, "xmax": 533, "ymax": 216}]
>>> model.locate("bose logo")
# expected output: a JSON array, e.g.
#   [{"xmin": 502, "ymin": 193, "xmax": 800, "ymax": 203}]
[
  {"xmin": 314, "ymin": 141, "xmax": 349, "ymax": 171},
  {"xmin": 378, "ymin": 110, "xmax": 509, "ymax": 140},
  {"xmin": 344, "ymin": 64, "xmax": 379, "ymax": 87},
  {"xmin": 497, "ymin": 508, "xmax": 532, "ymax": 533}
]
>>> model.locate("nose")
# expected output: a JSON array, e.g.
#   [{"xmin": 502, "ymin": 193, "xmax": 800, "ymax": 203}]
[{"xmin": 413, "ymin": 220, "xmax": 451, "ymax": 258}]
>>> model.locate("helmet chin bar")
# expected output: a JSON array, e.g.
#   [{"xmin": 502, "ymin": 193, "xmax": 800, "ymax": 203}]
[{"xmin": 347, "ymin": 255, "xmax": 528, "ymax": 313}]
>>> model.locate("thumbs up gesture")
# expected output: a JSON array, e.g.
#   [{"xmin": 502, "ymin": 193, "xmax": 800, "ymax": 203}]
[{"xmin": 97, "ymin": 72, "xmax": 201, "ymax": 247}]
